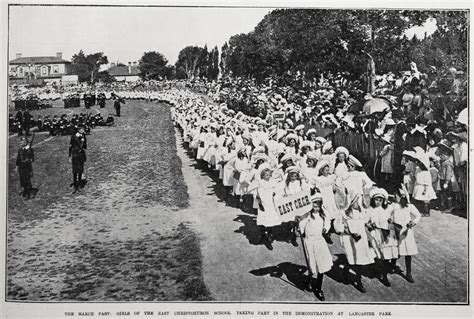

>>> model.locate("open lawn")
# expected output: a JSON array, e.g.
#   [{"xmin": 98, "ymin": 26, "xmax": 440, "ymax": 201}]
[{"xmin": 7, "ymin": 101, "xmax": 210, "ymax": 301}]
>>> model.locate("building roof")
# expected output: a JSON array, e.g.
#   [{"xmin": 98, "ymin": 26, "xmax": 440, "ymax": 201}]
[
  {"xmin": 108, "ymin": 65, "xmax": 141, "ymax": 76},
  {"xmin": 10, "ymin": 56, "xmax": 71, "ymax": 65}
]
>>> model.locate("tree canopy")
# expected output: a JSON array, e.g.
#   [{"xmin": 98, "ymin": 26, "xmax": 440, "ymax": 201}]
[
  {"xmin": 138, "ymin": 51, "xmax": 174, "ymax": 80},
  {"xmin": 220, "ymin": 9, "xmax": 468, "ymax": 82},
  {"xmin": 70, "ymin": 50, "xmax": 109, "ymax": 83},
  {"xmin": 175, "ymin": 45, "xmax": 219, "ymax": 80}
]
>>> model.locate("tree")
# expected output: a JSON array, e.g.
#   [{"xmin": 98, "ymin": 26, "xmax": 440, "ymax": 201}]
[
  {"xmin": 208, "ymin": 46, "xmax": 220, "ymax": 79},
  {"xmin": 70, "ymin": 50, "xmax": 109, "ymax": 83},
  {"xmin": 175, "ymin": 46, "xmax": 208, "ymax": 79},
  {"xmin": 138, "ymin": 51, "xmax": 172, "ymax": 80}
]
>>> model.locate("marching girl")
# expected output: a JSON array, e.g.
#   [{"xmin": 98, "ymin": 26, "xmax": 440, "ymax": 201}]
[
  {"xmin": 334, "ymin": 195, "xmax": 375, "ymax": 293},
  {"xmin": 340, "ymin": 155, "xmax": 375, "ymax": 208},
  {"xmin": 284, "ymin": 133, "xmax": 299, "ymax": 156},
  {"xmin": 196, "ymin": 126, "xmax": 209, "ymax": 165},
  {"xmin": 391, "ymin": 186, "xmax": 421, "ymax": 283},
  {"xmin": 297, "ymin": 193, "xmax": 333, "ymax": 301},
  {"xmin": 231, "ymin": 147, "xmax": 252, "ymax": 207},
  {"xmin": 256, "ymin": 164, "xmax": 281, "ymax": 250},
  {"xmin": 222, "ymin": 139, "xmax": 238, "ymax": 202},
  {"xmin": 314, "ymin": 160, "xmax": 339, "ymax": 221},
  {"xmin": 295, "ymin": 124, "xmax": 306, "ymax": 145},
  {"xmin": 203, "ymin": 125, "xmax": 218, "ymax": 169},
  {"xmin": 301, "ymin": 152, "xmax": 319, "ymax": 189},
  {"xmin": 246, "ymin": 153, "xmax": 269, "ymax": 212},
  {"xmin": 334, "ymin": 146, "xmax": 350, "ymax": 178},
  {"xmin": 275, "ymin": 166, "xmax": 310, "ymax": 247},
  {"xmin": 306, "ymin": 129, "xmax": 318, "ymax": 150},
  {"xmin": 240, "ymin": 133, "xmax": 254, "ymax": 156},
  {"xmin": 319, "ymin": 141, "xmax": 336, "ymax": 174},
  {"xmin": 313, "ymin": 136, "xmax": 327, "ymax": 160},
  {"xmin": 298, "ymin": 141, "xmax": 314, "ymax": 170},
  {"xmin": 365, "ymin": 188, "xmax": 398, "ymax": 287},
  {"xmin": 275, "ymin": 153, "xmax": 296, "ymax": 182}
]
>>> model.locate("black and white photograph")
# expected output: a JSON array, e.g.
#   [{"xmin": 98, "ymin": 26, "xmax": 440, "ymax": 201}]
[{"xmin": 1, "ymin": 1, "xmax": 472, "ymax": 318}]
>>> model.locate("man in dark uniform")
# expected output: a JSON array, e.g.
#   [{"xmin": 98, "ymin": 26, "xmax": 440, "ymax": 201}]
[
  {"xmin": 23, "ymin": 110, "xmax": 33, "ymax": 136},
  {"xmin": 69, "ymin": 125, "xmax": 87, "ymax": 192},
  {"xmin": 15, "ymin": 110, "xmax": 24, "ymax": 136},
  {"xmin": 113, "ymin": 95, "xmax": 123, "ymax": 117},
  {"xmin": 16, "ymin": 136, "xmax": 34, "ymax": 198}
]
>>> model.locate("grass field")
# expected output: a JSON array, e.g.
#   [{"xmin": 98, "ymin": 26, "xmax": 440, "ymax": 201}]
[{"xmin": 7, "ymin": 101, "xmax": 210, "ymax": 301}]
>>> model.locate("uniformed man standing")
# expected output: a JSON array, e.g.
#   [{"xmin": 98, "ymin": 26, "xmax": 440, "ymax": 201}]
[
  {"xmin": 16, "ymin": 136, "xmax": 34, "ymax": 198},
  {"xmin": 113, "ymin": 95, "xmax": 122, "ymax": 117},
  {"xmin": 69, "ymin": 125, "xmax": 87, "ymax": 192}
]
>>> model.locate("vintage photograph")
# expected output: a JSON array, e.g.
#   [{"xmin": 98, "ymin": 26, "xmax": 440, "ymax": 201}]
[{"xmin": 4, "ymin": 2, "xmax": 469, "ymax": 308}]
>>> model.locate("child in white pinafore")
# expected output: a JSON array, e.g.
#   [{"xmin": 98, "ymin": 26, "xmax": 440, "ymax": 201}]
[
  {"xmin": 256, "ymin": 164, "xmax": 281, "ymax": 250},
  {"xmin": 365, "ymin": 188, "xmax": 398, "ymax": 287},
  {"xmin": 334, "ymin": 196, "xmax": 375, "ymax": 293},
  {"xmin": 297, "ymin": 193, "xmax": 333, "ymax": 301},
  {"xmin": 391, "ymin": 187, "xmax": 421, "ymax": 283}
]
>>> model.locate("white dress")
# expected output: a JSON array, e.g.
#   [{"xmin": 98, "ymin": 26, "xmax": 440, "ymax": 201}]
[
  {"xmin": 299, "ymin": 213, "xmax": 333, "ymax": 274},
  {"xmin": 315, "ymin": 174, "xmax": 339, "ymax": 220},
  {"xmin": 196, "ymin": 132, "xmax": 208, "ymax": 160},
  {"xmin": 232, "ymin": 157, "xmax": 251, "ymax": 196},
  {"xmin": 341, "ymin": 171, "xmax": 375, "ymax": 207},
  {"xmin": 412, "ymin": 169, "xmax": 437, "ymax": 201},
  {"xmin": 366, "ymin": 206, "xmax": 399, "ymax": 260},
  {"xmin": 334, "ymin": 162, "xmax": 349, "ymax": 178},
  {"xmin": 256, "ymin": 179, "xmax": 282, "ymax": 227},
  {"xmin": 335, "ymin": 209, "xmax": 376, "ymax": 265},
  {"xmin": 392, "ymin": 203, "xmax": 421, "ymax": 256},
  {"xmin": 222, "ymin": 151, "xmax": 237, "ymax": 187}
]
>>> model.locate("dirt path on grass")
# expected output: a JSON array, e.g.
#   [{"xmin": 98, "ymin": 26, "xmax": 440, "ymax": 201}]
[{"xmin": 174, "ymin": 127, "xmax": 468, "ymax": 303}]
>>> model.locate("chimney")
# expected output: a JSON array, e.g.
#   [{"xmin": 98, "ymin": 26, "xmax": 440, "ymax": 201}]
[
  {"xmin": 56, "ymin": 52, "xmax": 62, "ymax": 59},
  {"xmin": 16, "ymin": 53, "xmax": 22, "ymax": 59},
  {"xmin": 128, "ymin": 62, "xmax": 131, "ymax": 74},
  {"xmin": 110, "ymin": 62, "xmax": 116, "ymax": 67}
]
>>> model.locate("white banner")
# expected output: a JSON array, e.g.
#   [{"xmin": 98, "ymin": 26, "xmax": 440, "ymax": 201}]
[{"xmin": 274, "ymin": 190, "xmax": 312, "ymax": 222}]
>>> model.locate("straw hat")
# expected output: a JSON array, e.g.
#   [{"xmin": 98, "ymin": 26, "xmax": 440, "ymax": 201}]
[
  {"xmin": 347, "ymin": 155, "xmax": 362, "ymax": 168},
  {"xmin": 335, "ymin": 146, "xmax": 349, "ymax": 157}
]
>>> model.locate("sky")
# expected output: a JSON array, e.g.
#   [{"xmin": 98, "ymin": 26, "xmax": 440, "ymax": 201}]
[
  {"xmin": 8, "ymin": 5, "xmax": 437, "ymax": 67},
  {"xmin": 8, "ymin": 5, "xmax": 273, "ymax": 66}
]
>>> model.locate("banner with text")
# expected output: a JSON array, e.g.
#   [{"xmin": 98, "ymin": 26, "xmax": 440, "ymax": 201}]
[{"xmin": 275, "ymin": 190, "xmax": 312, "ymax": 222}]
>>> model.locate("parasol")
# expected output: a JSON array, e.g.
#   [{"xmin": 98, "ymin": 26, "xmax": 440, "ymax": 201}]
[
  {"xmin": 457, "ymin": 108, "xmax": 468, "ymax": 126},
  {"xmin": 362, "ymin": 98, "xmax": 390, "ymax": 114}
]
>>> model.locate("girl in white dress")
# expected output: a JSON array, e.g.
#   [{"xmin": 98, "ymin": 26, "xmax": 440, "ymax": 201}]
[
  {"xmin": 256, "ymin": 164, "xmax": 281, "ymax": 250},
  {"xmin": 412, "ymin": 154, "xmax": 437, "ymax": 217},
  {"xmin": 391, "ymin": 187, "xmax": 421, "ymax": 283},
  {"xmin": 334, "ymin": 146, "xmax": 349, "ymax": 178},
  {"xmin": 297, "ymin": 193, "xmax": 333, "ymax": 301},
  {"xmin": 275, "ymin": 166, "xmax": 310, "ymax": 247},
  {"xmin": 284, "ymin": 133, "xmax": 299, "ymax": 156},
  {"xmin": 334, "ymin": 196, "xmax": 375, "ymax": 293},
  {"xmin": 314, "ymin": 161, "xmax": 339, "ymax": 221},
  {"xmin": 232, "ymin": 147, "xmax": 251, "ymax": 207},
  {"xmin": 365, "ymin": 188, "xmax": 398, "ymax": 287},
  {"xmin": 300, "ymin": 152, "xmax": 319, "ymax": 188},
  {"xmin": 340, "ymin": 155, "xmax": 375, "ymax": 208}
]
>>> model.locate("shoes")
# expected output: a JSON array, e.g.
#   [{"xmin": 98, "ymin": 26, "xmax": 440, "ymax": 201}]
[
  {"xmin": 315, "ymin": 290, "xmax": 325, "ymax": 301},
  {"xmin": 380, "ymin": 276, "xmax": 391, "ymax": 287},
  {"xmin": 290, "ymin": 237, "xmax": 298, "ymax": 247},
  {"xmin": 406, "ymin": 274, "xmax": 415, "ymax": 283},
  {"xmin": 260, "ymin": 234, "xmax": 273, "ymax": 251},
  {"xmin": 355, "ymin": 281, "xmax": 366, "ymax": 293}
]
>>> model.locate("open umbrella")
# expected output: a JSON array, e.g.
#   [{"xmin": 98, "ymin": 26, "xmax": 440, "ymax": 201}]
[
  {"xmin": 362, "ymin": 98, "xmax": 390, "ymax": 114},
  {"xmin": 457, "ymin": 108, "xmax": 468, "ymax": 126}
]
